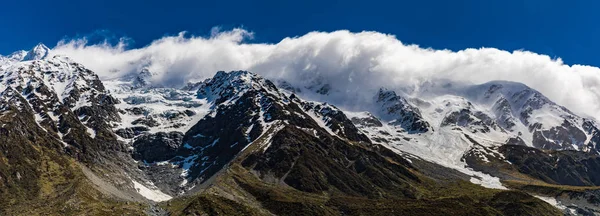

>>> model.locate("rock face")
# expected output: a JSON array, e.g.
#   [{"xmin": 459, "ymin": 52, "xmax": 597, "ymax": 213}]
[
  {"xmin": 132, "ymin": 117, "xmax": 160, "ymax": 127},
  {"xmin": 441, "ymin": 108, "xmax": 500, "ymax": 133},
  {"xmin": 300, "ymin": 100, "xmax": 371, "ymax": 143},
  {"xmin": 584, "ymin": 120, "xmax": 600, "ymax": 152},
  {"xmin": 133, "ymin": 132, "xmax": 184, "ymax": 163},
  {"xmin": 115, "ymin": 126, "xmax": 150, "ymax": 139},
  {"xmin": 501, "ymin": 145, "xmax": 600, "ymax": 186},
  {"xmin": 531, "ymin": 120, "xmax": 588, "ymax": 150},
  {"xmin": 350, "ymin": 112, "xmax": 384, "ymax": 128},
  {"xmin": 374, "ymin": 88, "xmax": 431, "ymax": 133}
]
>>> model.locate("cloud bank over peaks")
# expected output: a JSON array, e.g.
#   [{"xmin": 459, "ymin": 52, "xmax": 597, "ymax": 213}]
[{"xmin": 49, "ymin": 28, "xmax": 600, "ymax": 120}]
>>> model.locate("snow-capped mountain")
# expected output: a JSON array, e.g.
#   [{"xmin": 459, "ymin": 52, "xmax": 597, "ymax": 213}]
[
  {"xmin": 0, "ymin": 53, "xmax": 121, "ymax": 149},
  {"xmin": 2, "ymin": 44, "xmax": 599, "ymax": 215},
  {"xmin": 0, "ymin": 43, "xmax": 50, "ymax": 64},
  {"xmin": 22, "ymin": 43, "xmax": 50, "ymax": 61},
  {"xmin": 408, "ymin": 80, "xmax": 600, "ymax": 152}
]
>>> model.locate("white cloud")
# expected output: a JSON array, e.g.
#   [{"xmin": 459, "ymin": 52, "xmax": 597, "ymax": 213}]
[{"xmin": 50, "ymin": 28, "xmax": 600, "ymax": 120}]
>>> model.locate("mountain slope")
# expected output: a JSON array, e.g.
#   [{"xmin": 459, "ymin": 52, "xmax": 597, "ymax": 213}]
[
  {"xmin": 0, "ymin": 47, "xmax": 166, "ymax": 214},
  {"xmin": 275, "ymin": 76, "xmax": 600, "ymax": 214},
  {"xmin": 145, "ymin": 71, "xmax": 559, "ymax": 215},
  {"xmin": 0, "ymin": 85, "xmax": 145, "ymax": 215}
]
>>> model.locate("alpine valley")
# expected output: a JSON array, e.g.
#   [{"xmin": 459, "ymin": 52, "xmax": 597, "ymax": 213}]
[{"xmin": 2, "ymin": 44, "xmax": 600, "ymax": 216}]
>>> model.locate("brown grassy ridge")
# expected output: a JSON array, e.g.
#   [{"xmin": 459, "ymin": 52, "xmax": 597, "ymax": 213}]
[{"xmin": 503, "ymin": 179, "xmax": 600, "ymax": 196}]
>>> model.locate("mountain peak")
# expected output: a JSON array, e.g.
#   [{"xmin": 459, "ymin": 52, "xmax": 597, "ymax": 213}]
[
  {"xmin": 33, "ymin": 42, "xmax": 49, "ymax": 50},
  {"xmin": 375, "ymin": 87, "xmax": 398, "ymax": 102},
  {"xmin": 204, "ymin": 70, "xmax": 269, "ymax": 91},
  {"xmin": 196, "ymin": 70, "xmax": 280, "ymax": 105},
  {"xmin": 213, "ymin": 70, "xmax": 257, "ymax": 82},
  {"xmin": 22, "ymin": 43, "xmax": 50, "ymax": 61}
]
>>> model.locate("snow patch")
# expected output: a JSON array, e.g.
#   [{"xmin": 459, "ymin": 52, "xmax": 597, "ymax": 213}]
[
  {"xmin": 131, "ymin": 179, "xmax": 172, "ymax": 202},
  {"xmin": 86, "ymin": 126, "xmax": 96, "ymax": 138}
]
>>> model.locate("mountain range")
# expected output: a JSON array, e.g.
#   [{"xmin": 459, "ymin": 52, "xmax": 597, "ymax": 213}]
[{"xmin": 1, "ymin": 44, "xmax": 600, "ymax": 215}]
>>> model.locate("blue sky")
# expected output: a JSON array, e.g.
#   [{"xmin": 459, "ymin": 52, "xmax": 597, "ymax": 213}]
[{"xmin": 2, "ymin": 0, "xmax": 600, "ymax": 66}]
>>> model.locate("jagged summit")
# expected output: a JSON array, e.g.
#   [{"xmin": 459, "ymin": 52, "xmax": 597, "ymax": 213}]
[
  {"xmin": 196, "ymin": 70, "xmax": 280, "ymax": 104},
  {"xmin": 22, "ymin": 43, "xmax": 50, "ymax": 61}
]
